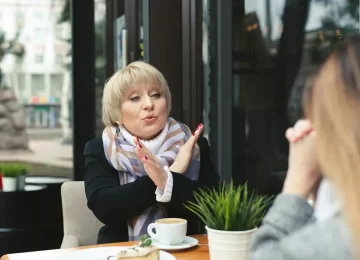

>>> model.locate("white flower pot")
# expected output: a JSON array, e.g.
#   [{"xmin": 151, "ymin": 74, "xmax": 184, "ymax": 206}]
[
  {"xmin": 2, "ymin": 177, "xmax": 17, "ymax": 192},
  {"xmin": 17, "ymin": 175, "xmax": 26, "ymax": 190},
  {"xmin": 206, "ymin": 226, "xmax": 257, "ymax": 260}
]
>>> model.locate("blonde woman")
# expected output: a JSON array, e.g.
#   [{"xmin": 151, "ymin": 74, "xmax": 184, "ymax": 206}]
[
  {"xmin": 250, "ymin": 36, "xmax": 360, "ymax": 259},
  {"xmin": 84, "ymin": 61, "xmax": 219, "ymax": 244}
]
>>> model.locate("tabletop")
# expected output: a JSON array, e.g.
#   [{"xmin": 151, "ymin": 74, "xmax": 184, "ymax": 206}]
[{"xmin": 1, "ymin": 234, "xmax": 209, "ymax": 260}]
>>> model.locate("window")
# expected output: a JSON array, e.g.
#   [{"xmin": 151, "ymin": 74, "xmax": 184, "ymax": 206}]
[
  {"xmin": 34, "ymin": 54, "xmax": 44, "ymax": 63},
  {"xmin": 33, "ymin": 11, "xmax": 43, "ymax": 21},
  {"xmin": 55, "ymin": 25, "xmax": 63, "ymax": 39},
  {"xmin": 50, "ymin": 74, "xmax": 63, "ymax": 98},
  {"xmin": 0, "ymin": 0, "xmax": 73, "ymax": 252},
  {"xmin": 55, "ymin": 54, "xmax": 63, "ymax": 65},
  {"xmin": 31, "ymin": 74, "xmax": 45, "ymax": 96},
  {"xmin": 201, "ymin": 0, "xmax": 360, "ymax": 192},
  {"xmin": 34, "ymin": 28, "xmax": 45, "ymax": 42}
]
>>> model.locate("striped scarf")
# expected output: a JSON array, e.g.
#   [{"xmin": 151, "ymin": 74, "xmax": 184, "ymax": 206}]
[{"xmin": 102, "ymin": 117, "xmax": 200, "ymax": 240}]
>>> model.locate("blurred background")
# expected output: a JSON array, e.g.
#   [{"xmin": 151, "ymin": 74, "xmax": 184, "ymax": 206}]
[{"xmin": 0, "ymin": 0, "xmax": 358, "ymax": 256}]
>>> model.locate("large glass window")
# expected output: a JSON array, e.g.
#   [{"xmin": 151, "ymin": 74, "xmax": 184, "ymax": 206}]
[
  {"xmin": 0, "ymin": 0, "xmax": 73, "ymax": 253},
  {"xmin": 95, "ymin": 0, "xmax": 107, "ymax": 136},
  {"xmin": 203, "ymin": 0, "xmax": 360, "ymax": 194}
]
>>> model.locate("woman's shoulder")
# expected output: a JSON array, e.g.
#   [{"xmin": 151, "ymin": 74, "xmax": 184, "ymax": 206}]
[
  {"xmin": 299, "ymin": 215, "xmax": 353, "ymax": 259},
  {"xmin": 83, "ymin": 137, "xmax": 119, "ymax": 176},
  {"xmin": 84, "ymin": 137, "xmax": 105, "ymax": 157}
]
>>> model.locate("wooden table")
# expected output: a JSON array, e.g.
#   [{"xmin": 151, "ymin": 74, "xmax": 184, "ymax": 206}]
[{"xmin": 1, "ymin": 234, "xmax": 209, "ymax": 260}]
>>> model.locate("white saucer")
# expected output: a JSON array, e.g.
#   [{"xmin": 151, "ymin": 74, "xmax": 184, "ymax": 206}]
[{"xmin": 151, "ymin": 236, "xmax": 199, "ymax": 251}]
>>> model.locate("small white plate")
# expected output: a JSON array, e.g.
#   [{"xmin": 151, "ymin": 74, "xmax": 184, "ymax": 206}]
[
  {"xmin": 151, "ymin": 236, "xmax": 199, "ymax": 251},
  {"xmin": 52, "ymin": 246, "xmax": 175, "ymax": 260}
]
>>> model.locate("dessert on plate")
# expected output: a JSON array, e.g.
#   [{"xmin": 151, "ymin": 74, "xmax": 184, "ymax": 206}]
[
  {"xmin": 111, "ymin": 235, "xmax": 159, "ymax": 260},
  {"xmin": 116, "ymin": 246, "xmax": 159, "ymax": 260}
]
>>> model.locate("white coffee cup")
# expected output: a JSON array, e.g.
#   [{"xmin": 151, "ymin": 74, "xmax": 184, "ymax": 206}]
[{"xmin": 147, "ymin": 218, "xmax": 187, "ymax": 245}]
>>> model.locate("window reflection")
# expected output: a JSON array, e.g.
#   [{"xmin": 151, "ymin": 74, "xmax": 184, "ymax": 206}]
[
  {"xmin": 234, "ymin": 0, "xmax": 360, "ymax": 193},
  {"xmin": 201, "ymin": 0, "xmax": 360, "ymax": 193}
]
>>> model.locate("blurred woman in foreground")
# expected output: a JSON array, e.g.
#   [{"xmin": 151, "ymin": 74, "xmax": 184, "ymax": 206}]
[{"xmin": 250, "ymin": 36, "xmax": 360, "ymax": 259}]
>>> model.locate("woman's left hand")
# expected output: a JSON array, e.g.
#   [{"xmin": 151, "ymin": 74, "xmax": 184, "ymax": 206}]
[
  {"xmin": 134, "ymin": 137, "xmax": 168, "ymax": 190},
  {"xmin": 169, "ymin": 123, "xmax": 204, "ymax": 174}
]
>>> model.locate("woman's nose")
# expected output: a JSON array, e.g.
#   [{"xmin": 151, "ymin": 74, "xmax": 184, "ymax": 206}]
[{"xmin": 143, "ymin": 96, "xmax": 154, "ymax": 110}]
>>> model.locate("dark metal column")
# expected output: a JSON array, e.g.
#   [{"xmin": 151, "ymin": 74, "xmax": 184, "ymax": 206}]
[
  {"xmin": 143, "ymin": 0, "xmax": 183, "ymax": 121},
  {"xmin": 71, "ymin": 0, "xmax": 96, "ymax": 181},
  {"xmin": 182, "ymin": 0, "xmax": 202, "ymax": 130},
  {"xmin": 216, "ymin": 0, "xmax": 232, "ymax": 182}
]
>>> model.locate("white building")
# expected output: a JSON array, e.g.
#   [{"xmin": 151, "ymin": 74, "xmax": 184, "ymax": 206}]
[{"xmin": 0, "ymin": 0, "xmax": 70, "ymax": 104}]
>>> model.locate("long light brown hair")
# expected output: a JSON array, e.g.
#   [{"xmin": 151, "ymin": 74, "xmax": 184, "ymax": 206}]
[{"xmin": 304, "ymin": 35, "xmax": 360, "ymax": 252}]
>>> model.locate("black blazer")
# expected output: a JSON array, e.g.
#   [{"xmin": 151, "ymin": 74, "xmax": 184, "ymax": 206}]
[{"xmin": 83, "ymin": 136, "xmax": 219, "ymax": 244}]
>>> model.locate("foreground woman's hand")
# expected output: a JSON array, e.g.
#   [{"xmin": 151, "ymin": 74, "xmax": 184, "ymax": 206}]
[
  {"xmin": 134, "ymin": 137, "xmax": 168, "ymax": 190},
  {"xmin": 283, "ymin": 119, "xmax": 321, "ymax": 199},
  {"xmin": 169, "ymin": 123, "xmax": 204, "ymax": 174}
]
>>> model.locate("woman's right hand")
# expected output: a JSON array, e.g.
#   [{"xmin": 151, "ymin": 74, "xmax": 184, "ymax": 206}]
[
  {"xmin": 134, "ymin": 137, "xmax": 168, "ymax": 190},
  {"xmin": 283, "ymin": 119, "xmax": 321, "ymax": 199},
  {"xmin": 133, "ymin": 123, "xmax": 204, "ymax": 189}
]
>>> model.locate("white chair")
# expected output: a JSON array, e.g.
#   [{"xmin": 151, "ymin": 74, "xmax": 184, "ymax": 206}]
[{"xmin": 60, "ymin": 181, "xmax": 104, "ymax": 248}]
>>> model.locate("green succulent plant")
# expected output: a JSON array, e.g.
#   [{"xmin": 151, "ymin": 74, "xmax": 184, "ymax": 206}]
[
  {"xmin": 185, "ymin": 181, "xmax": 273, "ymax": 231},
  {"xmin": 0, "ymin": 163, "xmax": 29, "ymax": 177}
]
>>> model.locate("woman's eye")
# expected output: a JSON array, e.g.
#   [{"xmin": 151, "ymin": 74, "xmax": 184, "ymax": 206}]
[
  {"xmin": 151, "ymin": 93, "xmax": 161, "ymax": 98},
  {"xmin": 130, "ymin": 96, "xmax": 140, "ymax": 102}
]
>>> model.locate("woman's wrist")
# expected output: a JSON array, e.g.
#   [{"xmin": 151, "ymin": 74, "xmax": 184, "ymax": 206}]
[
  {"xmin": 156, "ymin": 171, "xmax": 168, "ymax": 190},
  {"xmin": 282, "ymin": 170, "xmax": 311, "ymax": 199},
  {"xmin": 282, "ymin": 185, "xmax": 308, "ymax": 198}
]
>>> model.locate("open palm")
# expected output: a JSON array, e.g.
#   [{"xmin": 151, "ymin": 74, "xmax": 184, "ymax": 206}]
[{"xmin": 169, "ymin": 123, "xmax": 203, "ymax": 174}]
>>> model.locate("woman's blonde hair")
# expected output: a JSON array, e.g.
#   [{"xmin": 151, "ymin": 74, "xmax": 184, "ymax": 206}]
[
  {"xmin": 102, "ymin": 61, "xmax": 172, "ymax": 126},
  {"xmin": 304, "ymin": 36, "xmax": 360, "ymax": 252}
]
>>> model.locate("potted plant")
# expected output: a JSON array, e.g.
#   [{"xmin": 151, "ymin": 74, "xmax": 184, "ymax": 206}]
[
  {"xmin": 0, "ymin": 163, "xmax": 29, "ymax": 192},
  {"xmin": 185, "ymin": 181, "xmax": 273, "ymax": 260},
  {"xmin": 15, "ymin": 163, "xmax": 29, "ymax": 190}
]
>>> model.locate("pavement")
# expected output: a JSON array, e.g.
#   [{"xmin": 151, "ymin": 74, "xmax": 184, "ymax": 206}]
[
  {"xmin": 26, "ymin": 128, "xmax": 64, "ymax": 140},
  {"xmin": 0, "ymin": 138, "xmax": 72, "ymax": 169}
]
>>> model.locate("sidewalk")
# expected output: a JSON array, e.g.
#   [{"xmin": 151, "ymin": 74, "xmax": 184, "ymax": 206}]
[{"xmin": 0, "ymin": 139, "xmax": 72, "ymax": 169}]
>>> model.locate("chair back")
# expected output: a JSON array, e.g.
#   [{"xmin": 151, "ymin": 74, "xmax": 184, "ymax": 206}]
[{"xmin": 61, "ymin": 181, "xmax": 103, "ymax": 246}]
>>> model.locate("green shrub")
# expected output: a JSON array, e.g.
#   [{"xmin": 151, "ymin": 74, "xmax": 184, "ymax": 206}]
[
  {"xmin": 184, "ymin": 181, "xmax": 273, "ymax": 231},
  {"xmin": 0, "ymin": 163, "xmax": 29, "ymax": 177}
]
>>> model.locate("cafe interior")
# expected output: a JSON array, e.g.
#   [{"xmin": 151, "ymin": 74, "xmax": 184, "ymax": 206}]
[{"xmin": 0, "ymin": 0, "xmax": 358, "ymax": 259}]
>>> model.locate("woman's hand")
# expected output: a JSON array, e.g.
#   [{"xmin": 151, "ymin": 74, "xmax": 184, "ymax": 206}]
[
  {"xmin": 169, "ymin": 123, "xmax": 204, "ymax": 174},
  {"xmin": 283, "ymin": 119, "xmax": 321, "ymax": 199},
  {"xmin": 134, "ymin": 137, "xmax": 168, "ymax": 190},
  {"xmin": 133, "ymin": 123, "xmax": 204, "ymax": 189}
]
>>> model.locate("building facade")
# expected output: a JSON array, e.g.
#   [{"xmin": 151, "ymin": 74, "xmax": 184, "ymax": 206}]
[{"xmin": 0, "ymin": 0, "xmax": 70, "ymax": 128}]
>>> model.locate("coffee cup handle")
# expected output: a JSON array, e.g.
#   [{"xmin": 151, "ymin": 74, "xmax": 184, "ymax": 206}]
[{"xmin": 147, "ymin": 223, "xmax": 157, "ymax": 239}]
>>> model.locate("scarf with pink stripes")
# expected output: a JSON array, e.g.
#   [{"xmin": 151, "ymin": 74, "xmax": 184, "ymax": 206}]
[{"xmin": 102, "ymin": 117, "xmax": 200, "ymax": 240}]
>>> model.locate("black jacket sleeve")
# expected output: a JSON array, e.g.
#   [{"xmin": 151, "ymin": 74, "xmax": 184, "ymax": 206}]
[
  {"xmin": 84, "ymin": 138, "xmax": 158, "ymax": 227},
  {"xmin": 84, "ymin": 136, "xmax": 219, "ymax": 227}
]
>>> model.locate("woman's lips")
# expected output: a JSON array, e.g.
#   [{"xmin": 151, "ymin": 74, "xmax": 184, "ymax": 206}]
[{"xmin": 143, "ymin": 117, "xmax": 157, "ymax": 123}]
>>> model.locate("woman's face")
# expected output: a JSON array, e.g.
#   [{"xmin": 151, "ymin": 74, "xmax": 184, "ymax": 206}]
[{"xmin": 119, "ymin": 84, "xmax": 168, "ymax": 140}]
